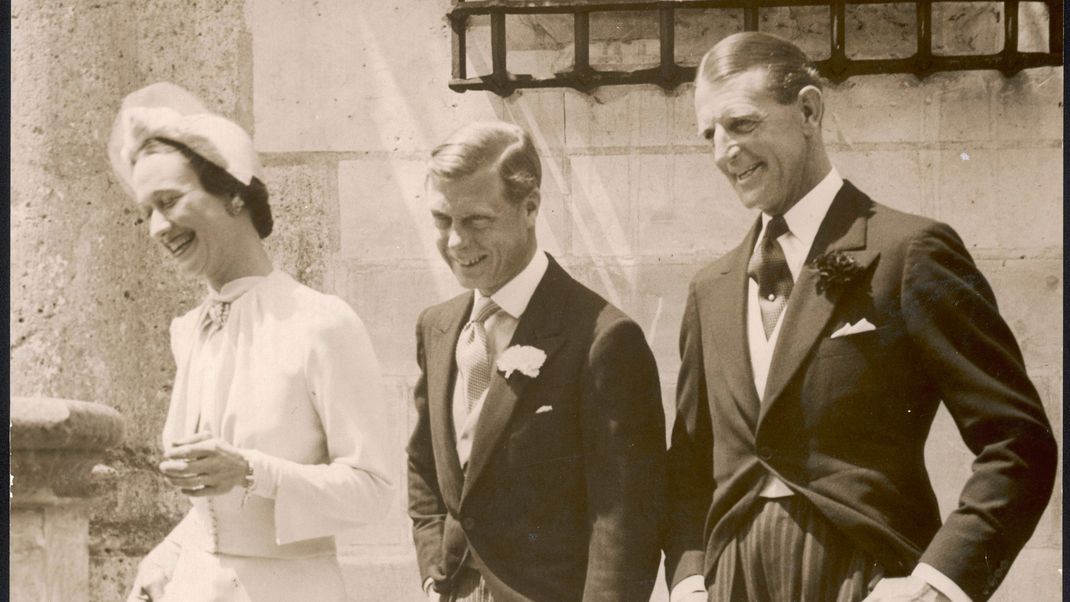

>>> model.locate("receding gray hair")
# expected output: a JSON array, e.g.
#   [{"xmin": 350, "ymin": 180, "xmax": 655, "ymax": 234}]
[{"xmin": 697, "ymin": 32, "xmax": 825, "ymax": 104}]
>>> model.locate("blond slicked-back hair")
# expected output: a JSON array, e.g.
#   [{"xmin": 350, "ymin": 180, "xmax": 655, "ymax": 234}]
[{"xmin": 428, "ymin": 122, "xmax": 541, "ymax": 204}]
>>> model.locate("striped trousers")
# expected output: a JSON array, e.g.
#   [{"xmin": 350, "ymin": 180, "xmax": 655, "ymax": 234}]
[
  {"xmin": 710, "ymin": 497, "xmax": 885, "ymax": 602},
  {"xmin": 440, "ymin": 566, "xmax": 495, "ymax": 602}
]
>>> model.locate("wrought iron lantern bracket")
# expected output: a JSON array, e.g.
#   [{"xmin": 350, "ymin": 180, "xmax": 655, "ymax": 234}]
[{"xmin": 447, "ymin": 1, "xmax": 1064, "ymax": 96}]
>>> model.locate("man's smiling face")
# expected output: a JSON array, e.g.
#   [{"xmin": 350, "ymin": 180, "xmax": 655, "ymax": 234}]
[
  {"xmin": 695, "ymin": 67, "xmax": 814, "ymax": 216},
  {"xmin": 427, "ymin": 164, "xmax": 539, "ymax": 296}
]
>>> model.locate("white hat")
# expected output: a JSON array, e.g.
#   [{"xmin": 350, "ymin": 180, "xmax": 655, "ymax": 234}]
[{"xmin": 108, "ymin": 82, "xmax": 264, "ymax": 198}]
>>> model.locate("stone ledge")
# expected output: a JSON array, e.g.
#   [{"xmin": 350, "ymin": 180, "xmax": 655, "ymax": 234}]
[
  {"xmin": 11, "ymin": 397, "xmax": 125, "ymax": 499},
  {"xmin": 12, "ymin": 397, "xmax": 124, "ymax": 450}
]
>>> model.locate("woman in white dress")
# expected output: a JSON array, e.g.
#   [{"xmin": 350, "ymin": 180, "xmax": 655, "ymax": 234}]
[{"xmin": 110, "ymin": 83, "xmax": 395, "ymax": 602}]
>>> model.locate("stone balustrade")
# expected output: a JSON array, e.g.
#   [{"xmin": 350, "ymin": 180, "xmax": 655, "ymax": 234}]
[{"xmin": 10, "ymin": 397, "xmax": 124, "ymax": 602}]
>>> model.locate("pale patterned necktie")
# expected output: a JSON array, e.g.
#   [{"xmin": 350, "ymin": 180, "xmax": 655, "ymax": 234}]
[
  {"xmin": 747, "ymin": 215, "xmax": 793, "ymax": 338},
  {"xmin": 455, "ymin": 298, "xmax": 501, "ymax": 412}
]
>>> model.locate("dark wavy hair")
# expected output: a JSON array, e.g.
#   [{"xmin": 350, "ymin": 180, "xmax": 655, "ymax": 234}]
[
  {"xmin": 698, "ymin": 32, "xmax": 825, "ymax": 105},
  {"xmin": 136, "ymin": 137, "xmax": 273, "ymax": 238}
]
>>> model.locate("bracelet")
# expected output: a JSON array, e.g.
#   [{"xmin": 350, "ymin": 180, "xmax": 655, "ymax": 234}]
[{"xmin": 239, "ymin": 460, "xmax": 255, "ymax": 509}]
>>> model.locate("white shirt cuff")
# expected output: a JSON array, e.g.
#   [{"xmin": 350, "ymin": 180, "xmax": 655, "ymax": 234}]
[
  {"xmin": 669, "ymin": 575, "xmax": 706, "ymax": 602},
  {"xmin": 913, "ymin": 563, "xmax": 972, "ymax": 602}
]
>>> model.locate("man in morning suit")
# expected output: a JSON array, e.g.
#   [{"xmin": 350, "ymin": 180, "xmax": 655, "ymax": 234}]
[
  {"xmin": 408, "ymin": 121, "xmax": 666, "ymax": 602},
  {"xmin": 664, "ymin": 32, "xmax": 1056, "ymax": 602}
]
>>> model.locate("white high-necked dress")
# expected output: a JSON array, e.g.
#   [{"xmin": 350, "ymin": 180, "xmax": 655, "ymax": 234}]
[{"xmin": 151, "ymin": 270, "xmax": 395, "ymax": 602}]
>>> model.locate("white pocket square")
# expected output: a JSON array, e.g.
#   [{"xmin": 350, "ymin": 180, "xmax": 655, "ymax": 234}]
[
  {"xmin": 535, "ymin": 405, "xmax": 554, "ymax": 414},
  {"xmin": 830, "ymin": 318, "xmax": 877, "ymax": 339}
]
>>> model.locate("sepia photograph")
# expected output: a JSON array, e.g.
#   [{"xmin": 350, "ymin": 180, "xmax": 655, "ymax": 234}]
[{"xmin": 9, "ymin": 1, "xmax": 1063, "ymax": 601}]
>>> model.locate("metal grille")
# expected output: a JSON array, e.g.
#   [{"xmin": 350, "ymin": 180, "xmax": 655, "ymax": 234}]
[{"xmin": 448, "ymin": 1, "xmax": 1063, "ymax": 96}]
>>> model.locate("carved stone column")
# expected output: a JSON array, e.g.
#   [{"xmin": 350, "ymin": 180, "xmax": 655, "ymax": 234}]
[{"xmin": 10, "ymin": 397, "xmax": 124, "ymax": 602}]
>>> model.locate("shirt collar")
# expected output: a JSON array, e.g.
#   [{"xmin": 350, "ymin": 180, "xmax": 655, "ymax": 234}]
[
  {"xmin": 473, "ymin": 248, "xmax": 548, "ymax": 320},
  {"xmin": 762, "ymin": 168, "xmax": 843, "ymax": 248},
  {"xmin": 206, "ymin": 270, "xmax": 273, "ymax": 304}
]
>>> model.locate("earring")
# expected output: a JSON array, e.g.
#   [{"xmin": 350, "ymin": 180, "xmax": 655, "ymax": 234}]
[{"xmin": 227, "ymin": 195, "xmax": 245, "ymax": 216}]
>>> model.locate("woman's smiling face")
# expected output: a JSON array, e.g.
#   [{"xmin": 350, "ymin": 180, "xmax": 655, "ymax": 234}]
[{"xmin": 131, "ymin": 150, "xmax": 242, "ymax": 287}]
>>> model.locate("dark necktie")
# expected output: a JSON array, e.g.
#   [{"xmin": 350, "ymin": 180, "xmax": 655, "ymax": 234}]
[{"xmin": 747, "ymin": 215, "xmax": 793, "ymax": 338}]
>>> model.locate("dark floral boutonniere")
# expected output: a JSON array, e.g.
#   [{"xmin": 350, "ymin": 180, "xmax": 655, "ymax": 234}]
[{"xmin": 812, "ymin": 250, "xmax": 863, "ymax": 295}]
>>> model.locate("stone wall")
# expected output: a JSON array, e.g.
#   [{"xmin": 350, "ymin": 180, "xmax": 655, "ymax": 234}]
[{"xmin": 11, "ymin": 1, "xmax": 1061, "ymax": 601}]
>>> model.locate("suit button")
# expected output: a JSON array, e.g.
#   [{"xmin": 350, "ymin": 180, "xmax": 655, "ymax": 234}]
[
  {"xmin": 757, "ymin": 446, "xmax": 774, "ymax": 460},
  {"xmin": 462, "ymin": 517, "xmax": 476, "ymax": 530}
]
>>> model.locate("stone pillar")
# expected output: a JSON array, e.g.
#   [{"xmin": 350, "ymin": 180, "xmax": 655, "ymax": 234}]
[{"xmin": 10, "ymin": 397, "xmax": 124, "ymax": 602}]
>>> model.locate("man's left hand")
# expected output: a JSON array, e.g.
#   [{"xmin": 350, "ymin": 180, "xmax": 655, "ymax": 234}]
[
  {"xmin": 863, "ymin": 577, "xmax": 951, "ymax": 602},
  {"xmin": 159, "ymin": 432, "xmax": 250, "ymax": 497}
]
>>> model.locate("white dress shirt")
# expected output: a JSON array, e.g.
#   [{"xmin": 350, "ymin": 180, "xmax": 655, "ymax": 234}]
[
  {"xmin": 452, "ymin": 249, "xmax": 549, "ymax": 468},
  {"xmin": 748, "ymin": 168, "xmax": 843, "ymax": 497},
  {"xmin": 671, "ymin": 170, "xmax": 971, "ymax": 602}
]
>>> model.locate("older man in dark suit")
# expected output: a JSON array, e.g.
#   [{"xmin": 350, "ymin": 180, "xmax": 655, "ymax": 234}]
[
  {"xmin": 408, "ymin": 121, "xmax": 666, "ymax": 602},
  {"xmin": 664, "ymin": 33, "xmax": 1056, "ymax": 602}
]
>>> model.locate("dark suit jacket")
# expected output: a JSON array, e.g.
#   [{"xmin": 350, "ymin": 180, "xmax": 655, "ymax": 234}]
[
  {"xmin": 408, "ymin": 255, "xmax": 666, "ymax": 602},
  {"xmin": 664, "ymin": 181, "xmax": 1056, "ymax": 601}
]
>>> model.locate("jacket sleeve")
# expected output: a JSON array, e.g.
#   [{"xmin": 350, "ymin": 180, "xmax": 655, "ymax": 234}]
[
  {"xmin": 581, "ymin": 317, "xmax": 667, "ymax": 601},
  {"xmin": 407, "ymin": 310, "xmax": 449, "ymax": 587},
  {"xmin": 903, "ymin": 222, "xmax": 1057, "ymax": 601},
  {"xmin": 243, "ymin": 300, "xmax": 396, "ymax": 544},
  {"xmin": 663, "ymin": 281, "xmax": 715, "ymax": 590}
]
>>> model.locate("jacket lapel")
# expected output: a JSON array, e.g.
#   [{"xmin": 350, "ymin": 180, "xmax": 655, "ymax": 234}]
[
  {"xmin": 461, "ymin": 257, "xmax": 568, "ymax": 503},
  {"xmin": 758, "ymin": 181, "xmax": 880, "ymax": 427},
  {"xmin": 427, "ymin": 294, "xmax": 471, "ymax": 509},
  {"xmin": 704, "ymin": 219, "xmax": 764, "ymax": 430}
]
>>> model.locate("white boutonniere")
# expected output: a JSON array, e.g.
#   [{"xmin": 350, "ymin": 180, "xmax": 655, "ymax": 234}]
[{"xmin": 496, "ymin": 345, "xmax": 547, "ymax": 379}]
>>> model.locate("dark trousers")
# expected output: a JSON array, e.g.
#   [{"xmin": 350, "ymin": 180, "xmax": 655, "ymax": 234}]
[{"xmin": 710, "ymin": 497, "xmax": 885, "ymax": 602}]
